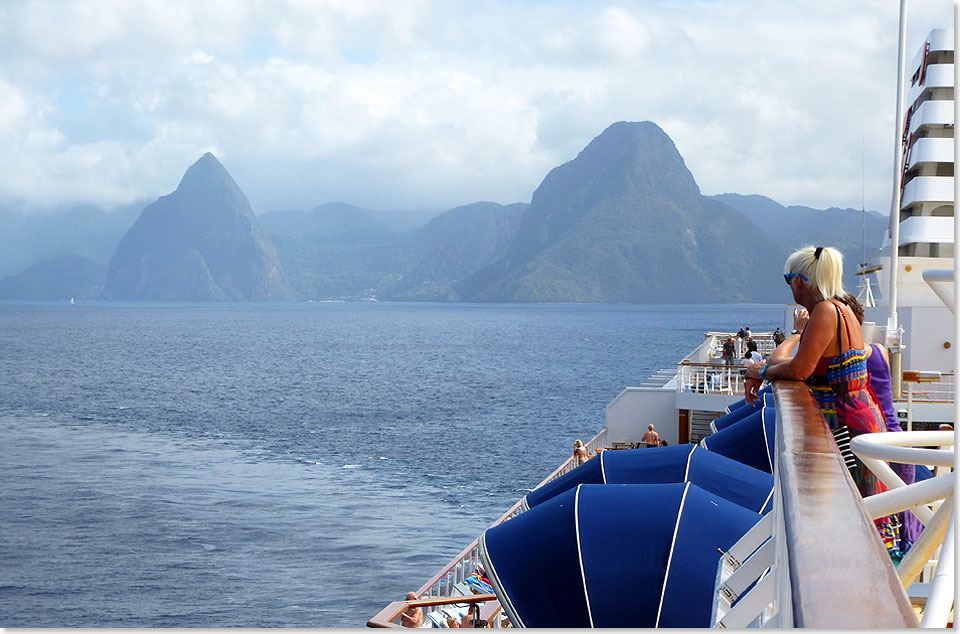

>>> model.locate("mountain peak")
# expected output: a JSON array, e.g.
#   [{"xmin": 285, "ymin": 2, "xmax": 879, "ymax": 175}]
[
  {"xmin": 100, "ymin": 153, "xmax": 294, "ymax": 301},
  {"xmin": 574, "ymin": 120, "xmax": 690, "ymax": 183},
  {"xmin": 175, "ymin": 152, "xmax": 244, "ymax": 199}
]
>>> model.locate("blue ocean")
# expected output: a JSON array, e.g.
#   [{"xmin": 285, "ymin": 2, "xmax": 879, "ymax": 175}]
[{"xmin": 0, "ymin": 301, "xmax": 783, "ymax": 627}]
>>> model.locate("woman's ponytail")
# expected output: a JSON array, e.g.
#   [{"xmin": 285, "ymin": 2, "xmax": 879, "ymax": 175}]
[{"xmin": 784, "ymin": 245, "xmax": 845, "ymax": 299}]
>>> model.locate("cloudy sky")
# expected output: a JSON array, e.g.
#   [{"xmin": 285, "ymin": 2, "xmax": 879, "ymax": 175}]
[{"xmin": 0, "ymin": 0, "xmax": 953, "ymax": 215}]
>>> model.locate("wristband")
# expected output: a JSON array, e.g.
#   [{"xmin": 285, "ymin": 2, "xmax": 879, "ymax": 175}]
[
  {"xmin": 790, "ymin": 329, "xmax": 800, "ymax": 335},
  {"xmin": 758, "ymin": 364, "xmax": 769, "ymax": 380}
]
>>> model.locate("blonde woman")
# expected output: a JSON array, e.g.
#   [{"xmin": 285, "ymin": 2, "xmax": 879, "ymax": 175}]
[
  {"xmin": 745, "ymin": 245, "xmax": 886, "ymax": 447},
  {"xmin": 744, "ymin": 246, "xmax": 897, "ymax": 551},
  {"xmin": 573, "ymin": 439, "xmax": 587, "ymax": 466}
]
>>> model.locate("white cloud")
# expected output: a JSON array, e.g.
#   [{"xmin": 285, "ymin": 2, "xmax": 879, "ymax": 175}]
[
  {"xmin": 0, "ymin": 0, "xmax": 953, "ymax": 213},
  {"xmin": 0, "ymin": 80, "xmax": 31, "ymax": 134}
]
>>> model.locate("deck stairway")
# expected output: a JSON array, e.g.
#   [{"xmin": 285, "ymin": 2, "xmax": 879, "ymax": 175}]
[
  {"xmin": 640, "ymin": 368, "xmax": 677, "ymax": 388},
  {"xmin": 689, "ymin": 409, "xmax": 721, "ymax": 443}
]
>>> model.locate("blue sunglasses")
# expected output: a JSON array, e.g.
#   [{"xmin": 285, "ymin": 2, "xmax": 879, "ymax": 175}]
[{"xmin": 784, "ymin": 272, "xmax": 808, "ymax": 285}]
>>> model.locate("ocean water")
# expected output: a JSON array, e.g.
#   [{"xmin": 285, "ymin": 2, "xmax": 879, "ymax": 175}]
[{"xmin": 0, "ymin": 301, "xmax": 783, "ymax": 627}]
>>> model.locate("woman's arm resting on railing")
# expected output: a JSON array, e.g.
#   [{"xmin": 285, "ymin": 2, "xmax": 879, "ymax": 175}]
[{"xmin": 745, "ymin": 304, "xmax": 835, "ymax": 403}]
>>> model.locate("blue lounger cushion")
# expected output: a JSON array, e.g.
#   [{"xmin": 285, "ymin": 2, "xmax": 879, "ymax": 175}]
[
  {"xmin": 481, "ymin": 487, "xmax": 591, "ymax": 627},
  {"xmin": 700, "ymin": 406, "xmax": 776, "ymax": 474},
  {"xmin": 481, "ymin": 482, "xmax": 760, "ymax": 628},
  {"xmin": 712, "ymin": 392, "xmax": 774, "ymax": 432},
  {"xmin": 523, "ymin": 444, "xmax": 773, "ymax": 514}
]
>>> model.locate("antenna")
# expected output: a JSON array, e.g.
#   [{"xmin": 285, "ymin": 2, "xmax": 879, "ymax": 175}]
[
  {"xmin": 861, "ymin": 135, "xmax": 866, "ymax": 270},
  {"xmin": 856, "ymin": 135, "xmax": 876, "ymax": 307}
]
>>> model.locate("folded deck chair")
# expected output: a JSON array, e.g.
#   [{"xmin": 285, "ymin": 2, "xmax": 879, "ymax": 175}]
[
  {"xmin": 480, "ymin": 482, "xmax": 760, "ymax": 628},
  {"xmin": 700, "ymin": 406, "xmax": 776, "ymax": 474},
  {"xmin": 522, "ymin": 444, "xmax": 773, "ymax": 514}
]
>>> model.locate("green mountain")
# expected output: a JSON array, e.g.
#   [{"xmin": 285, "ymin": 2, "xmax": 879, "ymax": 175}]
[
  {"xmin": 265, "ymin": 203, "xmax": 404, "ymax": 300},
  {"xmin": 0, "ymin": 255, "xmax": 106, "ymax": 300},
  {"xmin": 100, "ymin": 153, "xmax": 295, "ymax": 301},
  {"xmin": 386, "ymin": 201, "xmax": 527, "ymax": 300},
  {"xmin": 455, "ymin": 121, "xmax": 788, "ymax": 302},
  {"xmin": 268, "ymin": 200, "xmax": 526, "ymax": 301}
]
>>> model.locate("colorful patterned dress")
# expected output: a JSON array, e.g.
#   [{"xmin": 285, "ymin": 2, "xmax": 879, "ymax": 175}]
[{"xmin": 804, "ymin": 300, "xmax": 899, "ymax": 552}]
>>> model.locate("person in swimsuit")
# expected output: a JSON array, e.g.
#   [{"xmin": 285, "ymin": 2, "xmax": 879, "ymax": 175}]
[
  {"xmin": 743, "ymin": 246, "xmax": 897, "ymax": 547},
  {"xmin": 573, "ymin": 439, "xmax": 588, "ymax": 465},
  {"xmin": 641, "ymin": 424, "xmax": 660, "ymax": 448},
  {"xmin": 401, "ymin": 592, "xmax": 423, "ymax": 628}
]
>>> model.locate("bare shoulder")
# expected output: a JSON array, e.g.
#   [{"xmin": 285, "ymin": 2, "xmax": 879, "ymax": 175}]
[
  {"xmin": 810, "ymin": 300, "xmax": 840, "ymax": 320},
  {"xmin": 805, "ymin": 300, "xmax": 840, "ymax": 336}
]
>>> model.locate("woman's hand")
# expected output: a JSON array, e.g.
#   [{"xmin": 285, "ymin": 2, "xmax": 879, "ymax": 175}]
[
  {"xmin": 744, "ymin": 362, "xmax": 764, "ymax": 404},
  {"xmin": 793, "ymin": 307, "xmax": 809, "ymax": 333}
]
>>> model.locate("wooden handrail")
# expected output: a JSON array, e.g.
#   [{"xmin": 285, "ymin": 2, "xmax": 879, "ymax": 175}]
[
  {"xmin": 902, "ymin": 370, "xmax": 943, "ymax": 383},
  {"xmin": 772, "ymin": 381, "xmax": 919, "ymax": 628},
  {"xmin": 367, "ymin": 594, "xmax": 498, "ymax": 628}
]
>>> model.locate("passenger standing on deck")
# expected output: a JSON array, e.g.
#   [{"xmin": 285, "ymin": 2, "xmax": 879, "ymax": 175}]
[
  {"xmin": 641, "ymin": 424, "xmax": 660, "ymax": 448},
  {"xmin": 722, "ymin": 337, "xmax": 736, "ymax": 365},
  {"xmin": 773, "ymin": 327, "xmax": 785, "ymax": 346},
  {"xmin": 573, "ymin": 439, "xmax": 588, "ymax": 465},
  {"xmin": 744, "ymin": 246, "xmax": 898, "ymax": 551}
]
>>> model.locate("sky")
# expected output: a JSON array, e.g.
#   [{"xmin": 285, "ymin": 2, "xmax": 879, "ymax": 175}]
[{"xmin": 0, "ymin": 0, "xmax": 954, "ymax": 216}]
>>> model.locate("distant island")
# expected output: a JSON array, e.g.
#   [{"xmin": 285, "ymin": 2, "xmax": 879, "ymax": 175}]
[{"xmin": 0, "ymin": 121, "xmax": 888, "ymax": 303}]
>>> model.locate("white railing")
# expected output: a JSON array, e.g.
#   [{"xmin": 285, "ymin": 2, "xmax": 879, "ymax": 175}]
[
  {"xmin": 677, "ymin": 363, "xmax": 747, "ymax": 396},
  {"xmin": 851, "ymin": 430, "xmax": 955, "ymax": 628},
  {"xmin": 904, "ymin": 372, "xmax": 955, "ymax": 403},
  {"xmin": 691, "ymin": 331, "xmax": 776, "ymax": 365}
]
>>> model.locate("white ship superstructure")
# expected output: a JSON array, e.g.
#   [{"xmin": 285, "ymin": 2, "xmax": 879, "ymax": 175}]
[
  {"xmin": 899, "ymin": 28, "xmax": 955, "ymax": 266},
  {"xmin": 864, "ymin": 28, "xmax": 956, "ymax": 423}
]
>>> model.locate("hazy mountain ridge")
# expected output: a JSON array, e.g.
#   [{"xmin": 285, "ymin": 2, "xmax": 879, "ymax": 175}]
[
  {"xmin": 0, "ymin": 255, "xmax": 106, "ymax": 300},
  {"xmin": 1, "ymin": 122, "xmax": 888, "ymax": 303},
  {"xmin": 712, "ymin": 193, "xmax": 887, "ymax": 291},
  {"xmin": 267, "ymin": 201, "xmax": 528, "ymax": 301},
  {"xmin": 259, "ymin": 202, "xmax": 398, "ymax": 241},
  {"xmin": 385, "ymin": 201, "xmax": 528, "ymax": 300},
  {"xmin": 0, "ymin": 202, "xmax": 143, "ymax": 278}
]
